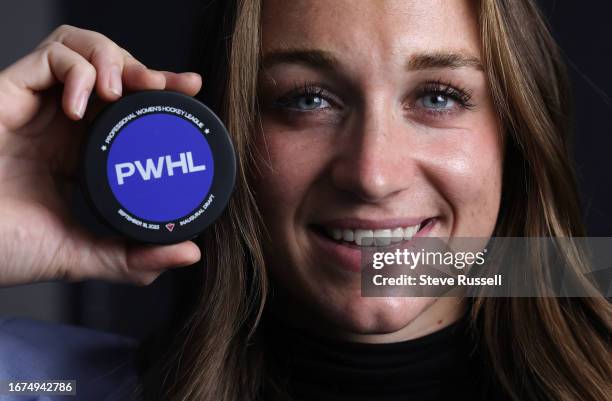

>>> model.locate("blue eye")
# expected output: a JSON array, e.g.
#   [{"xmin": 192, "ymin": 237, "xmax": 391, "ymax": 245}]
[
  {"xmin": 419, "ymin": 94, "xmax": 457, "ymax": 110},
  {"xmin": 274, "ymin": 84, "xmax": 336, "ymax": 112},
  {"xmin": 287, "ymin": 94, "xmax": 331, "ymax": 111},
  {"xmin": 412, "ymin": 81, "xmax": 475, "ymax": 114}
]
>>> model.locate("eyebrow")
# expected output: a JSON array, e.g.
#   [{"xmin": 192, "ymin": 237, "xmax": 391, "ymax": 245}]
[
  {"xmin": 261, "ymin": 48, "xmax": 483, "ymax": 71},
  {"xmin": 407, "ymin": 52, "xmax": 483, "ymax": 71}
]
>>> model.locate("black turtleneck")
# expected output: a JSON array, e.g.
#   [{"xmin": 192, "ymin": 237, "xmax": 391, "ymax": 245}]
[{"xmin": 262, "ymin": 314, "xmax": 507, "ymax": 401}]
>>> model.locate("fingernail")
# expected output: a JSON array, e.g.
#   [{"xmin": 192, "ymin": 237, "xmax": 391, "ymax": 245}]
[
  {"xmin": 109, "ymin": 65, "xmax": 122, "ymax": 96},
  {"xmin": 74, "ymin": 90, "xmax": 89, "ymax": 119}
]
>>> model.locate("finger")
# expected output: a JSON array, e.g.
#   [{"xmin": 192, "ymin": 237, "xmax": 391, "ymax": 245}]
[
  {"xmin": 82, "ymin": 71, "xmax": 202, "ymax": 124},
  {"xmin": 158, "ymin": 71, "xmax": 202, "ymax": 97},
  {"xmin": 62, "ymin": 235, "xmax": 201, "ymax": 285},
  {"xmin": 89, "ymin": 45, "xmax": 150, "ymax": 101},
  {"xmin": 119, "ymin": 48, "xmax": 143, "ymax": 66},
  {"xmin": 125, "ymin": 240, "xmax": 201, "ymax": 272},
  {"xmin": 2, "ymin": 41, "xmax": 96, "ymax": 123},
  {"xmin": 117, "ymin": 241, "xmax": 202, "ymax": 287},
  {"xmin": 49, "ymin": 26, "xmax": 128, "ymax": 101},
  {"xmin": 122, "ymin": 64, "xmax": 166, "ymax": 92},
  {"xmin": 43, "ymin": 25, "xmax": 156, "ymax": 101},
  {"xmin": 41, "ymin": 26, "xmax": 201, "ymax": 100}
]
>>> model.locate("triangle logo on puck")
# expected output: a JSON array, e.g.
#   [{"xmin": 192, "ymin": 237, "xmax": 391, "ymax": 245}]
[{"xmin": 165, "ymin": 223, "xmax": 175, "ymax": 232}]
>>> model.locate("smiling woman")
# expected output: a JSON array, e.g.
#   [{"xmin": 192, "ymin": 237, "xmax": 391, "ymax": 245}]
[
  {"xmin": 140, "ymin": 0, "xmax": 608, "ymax": 400},
  {"xmin": 0, "ymin": 0, "xmax": 610, "ymax": 400},
  {"xmin": 130, "ymin": 0, "xmax": 612, "ymax": 400}
]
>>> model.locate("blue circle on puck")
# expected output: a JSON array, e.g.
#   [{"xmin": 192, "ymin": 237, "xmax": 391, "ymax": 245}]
[{"xmin": 106, "ymin": 113, "xmax": 214, "ymax": 222}]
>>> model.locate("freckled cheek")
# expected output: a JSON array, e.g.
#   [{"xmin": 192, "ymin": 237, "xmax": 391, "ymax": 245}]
[
  {"xmin": 426, "ymin": 130, "xmax": 503, "ymax": 235},
  {"xmin": 252, "ymin": 128, "xmax": 330, "ymax": 278},
  {"xmin": 252, "ymin": 129, "xmax": 325, "ymax": 226}
]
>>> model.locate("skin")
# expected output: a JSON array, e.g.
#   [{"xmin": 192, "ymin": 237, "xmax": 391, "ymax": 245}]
[{"xmin": 254, "ymin": 0, "xmax": 503, "ymax": 342}]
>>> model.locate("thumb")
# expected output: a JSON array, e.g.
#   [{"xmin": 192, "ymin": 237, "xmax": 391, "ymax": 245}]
[
  {"xmin": 126, "ymin": 240, "xmax": 201, "ymax": 271},
  {"xmin": 66, "ymin": 237, "xmax": 202, "ymax": 285}
]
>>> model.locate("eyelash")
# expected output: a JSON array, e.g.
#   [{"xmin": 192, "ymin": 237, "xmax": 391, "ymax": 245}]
[
  {"xmin": 412, "ymin": 79, "xmax": 476, "ymax": 111},
  {"xmin": 272, "ymin": 79, "xmax": 475, "ymax": 115},
  {"xmin": 273, "ymin": 81, "xmax": 339, "ymax": 111}
]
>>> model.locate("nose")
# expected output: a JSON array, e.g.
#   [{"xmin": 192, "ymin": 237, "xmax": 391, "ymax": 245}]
[{"xmin": 330, "ymin": 100, "xmax": 416, "ymax": 202}]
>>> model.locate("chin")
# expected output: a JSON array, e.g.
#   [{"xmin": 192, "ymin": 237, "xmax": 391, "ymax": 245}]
[{"xmin": 315, "ymin": 293, "xmax": 437, "ymax": 335}]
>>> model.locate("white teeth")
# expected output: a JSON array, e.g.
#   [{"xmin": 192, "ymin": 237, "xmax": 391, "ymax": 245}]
[
  {"xmin": 403, "ymin": 225, "xmax": 418, "ymax": 240},
  {"xmin": 373, "ymin": 229, "xmax": 392, "ymax": 246},
  {"xmin": 342, "ymin": 229, "xmax": 354, "ymax": 242},
  {"xmin": 323, "ymin": 224, "xmax": 422, "ymax": 246},
  {"xmin": 391, "ymin": 227, "xmax": 403, "ymax": 243},
  {"xmin": 354, "ymin": 229, "xmax": 374, "ymax": 246}
]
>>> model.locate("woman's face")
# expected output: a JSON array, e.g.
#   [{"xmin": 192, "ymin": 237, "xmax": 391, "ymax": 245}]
[{"xmin": 254, "ymin": 0, "xmax": 502, "ymax": 340}]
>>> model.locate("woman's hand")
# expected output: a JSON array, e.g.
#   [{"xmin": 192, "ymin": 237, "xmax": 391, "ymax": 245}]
[{"xmin": 0, "ymin": 25, "xmax": 202, "ymax": 287}]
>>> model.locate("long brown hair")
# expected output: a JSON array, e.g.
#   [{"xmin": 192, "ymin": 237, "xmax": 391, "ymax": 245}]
[
  {"xmin": 138, "ymin": 1, "xmax": 611, "ymax": 400},
  {"xmin": 473, "ymin": 1, "xmax": 611, "ymax": 400}
]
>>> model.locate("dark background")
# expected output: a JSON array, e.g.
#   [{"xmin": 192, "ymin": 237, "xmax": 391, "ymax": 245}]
[{"xmin": 0, "ymin": 0, "xmax": 610, "ymax": 340}]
